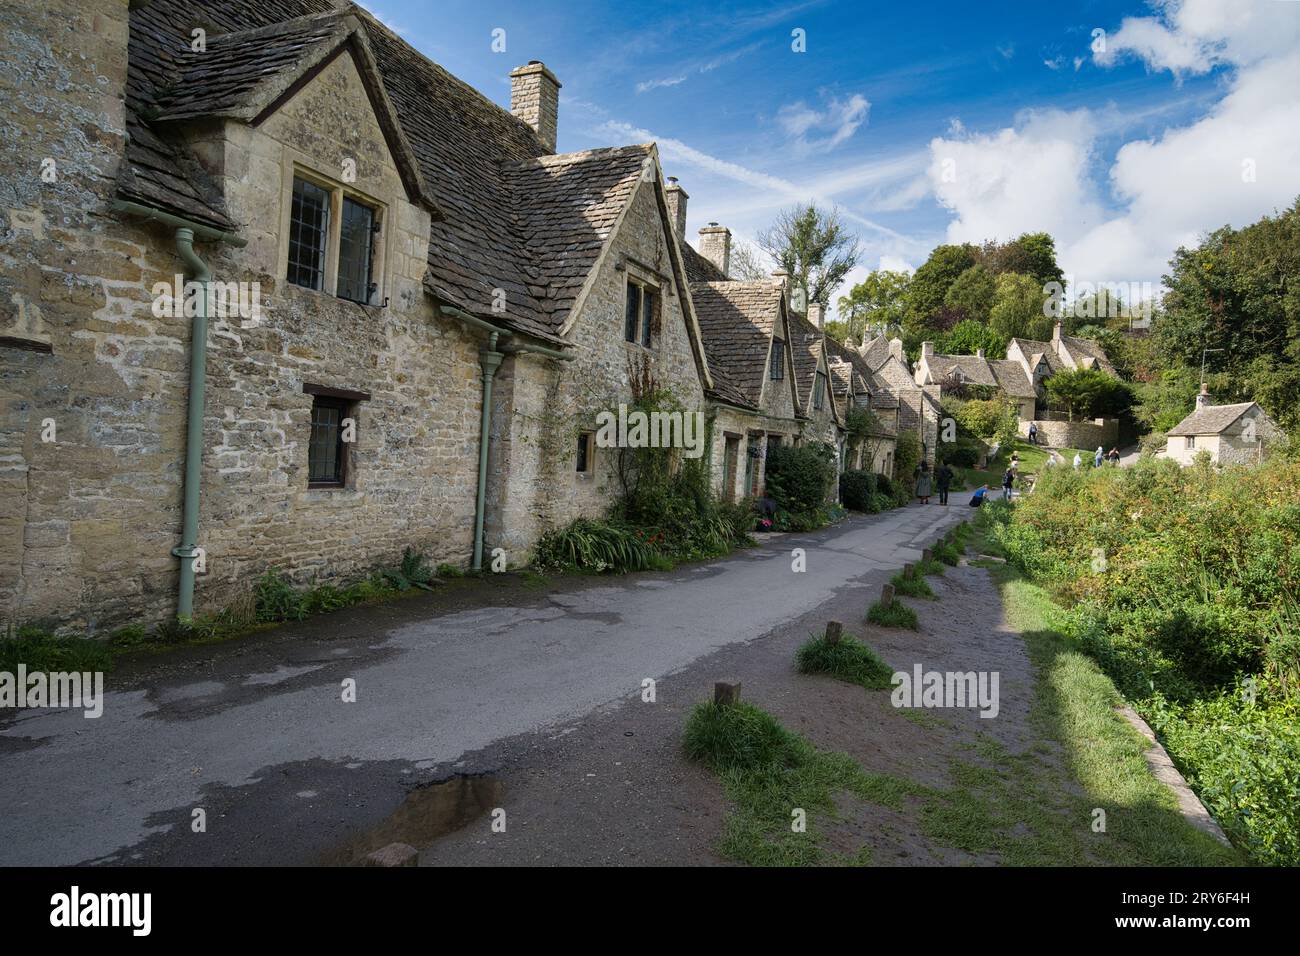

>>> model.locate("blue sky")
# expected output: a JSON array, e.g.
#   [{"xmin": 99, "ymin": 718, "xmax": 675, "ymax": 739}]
[{"xmin": 367, "ymin": 0, "xmax": 1300, "ymax": 310}]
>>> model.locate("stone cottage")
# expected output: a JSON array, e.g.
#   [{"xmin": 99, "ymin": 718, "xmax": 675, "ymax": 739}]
[
  {"xmin": 0, "ymin": 0, "xmax": 718, "ymax": 630},
  {"xmin": 1163, "ymin": 385, "xmax": 1282, "ymax": 465}
]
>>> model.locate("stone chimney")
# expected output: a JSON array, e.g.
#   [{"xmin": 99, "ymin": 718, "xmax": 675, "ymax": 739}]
[
  {"xmin": 698, "ymin": 223, "xmax": 731, "ymax": 277},
  {"xmin": 807, "ymin": 302, "xmax": 824, "ymax": 328},
  {"xmin": 920, "ymin": 341, "xmax": 934, "ymax": 361},
  {"xmin": 1051, "ymin": 318, "xmax": 1063, "ymax": 349},
  {"xmin": 509, "ymin": 61, "xmax": 561, "ymax": 153},
  {"xmin": 1196, "ymin": 383, "xmax": 1211, "ymax": 409},
  {"xmin": 889, "ymin": 337, "xmax": 905, "ymax": 362},
  {"xmin": 771, "ymin": 268, "xmax": 790, "ymax": 308},
  {"xmin": 664, "ymin": 177, "xmax": 688, "ymax": 243}
]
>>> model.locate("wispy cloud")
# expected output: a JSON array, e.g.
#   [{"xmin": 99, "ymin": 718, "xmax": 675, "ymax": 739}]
[
  {"xmin": 777, "ymin": 92, "xmax": 870, "ymax": 155},
  {"xmin": 635, "ymin": 41, "xmax": 764, "ymax": 94}
]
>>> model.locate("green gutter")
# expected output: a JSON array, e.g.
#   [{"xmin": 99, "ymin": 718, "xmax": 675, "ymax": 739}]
[
  {"xmin": 111, "ymin": 200, "xmax": 245, "ymax": 620},
  {"xmin": 436, "ymin": 304, "xmax": 573, "ymax": 571}
]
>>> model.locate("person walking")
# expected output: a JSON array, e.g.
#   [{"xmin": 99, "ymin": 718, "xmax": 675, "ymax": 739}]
[
  {"xmin": 915, "ymin": 461, "xmax": 933, "ymax": 504},
  {"xmin": 1108, "ymin": 447, "xmax": 1121, "ymax": 466},
  {"xmin": 1073, "ymin": 452, "xmax": 1082, "ymax": 470},
  {"xmin": 1002, "ymin": 466, "xmax": 1015, "ymax": 502},
  {"xmin": 1094, "ymin": 445, "xmax": 1104, "ymax": 468},
  {"xmin": 1027, "ymin": 422, "xmax": 1038, "ymax": 445},
  {"xmin": 936, "ymin": 461, "xmax": 954, "ymax": 506}
]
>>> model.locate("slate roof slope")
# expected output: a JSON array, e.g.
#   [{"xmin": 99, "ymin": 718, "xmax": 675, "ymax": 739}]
[
  {"xmin": 118, "ymin": 1, "xmax": 662, "ymax": 344},
  {"xmin": 1061, "ymin": 336, "xmax": 1119, "ymax": 376},
  {"xmin": 1009, "ymin": 338, "xmax": 1066, "ymax": 374},
  {"xmin": 787, "ymin": 312, "xmax": 827, "ymax": 414},
  {"xmin": 689, "ymin": 281, "xmax": 784, "ymax": 408},
  {"xmin": 1167, "ymin": 402, "xmax": 1259, "ymax": 436},
  {"xmin": 859, "ymin": 335, "xmax": 894, "ymax": 371},
  {"xmin": 927, "ymin": 352, "xmax": 998, "ymax": 387},
  {"xmin": 989, "ymin": 359, "xmax": 1037, "ymax": 398},
  {"xmin": 682, "ymin": 244, "xmax": 728, "ymax": 283}
]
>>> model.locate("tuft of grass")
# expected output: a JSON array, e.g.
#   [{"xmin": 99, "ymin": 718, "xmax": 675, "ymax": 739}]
[
  {"xmin": 891, "ymin": 571, "xmax": 935, "ymax": 599},
  {"xmin": 683, "ymin": 700, "xmax": 925, "ymax": 865},
  {"xmin": 915, "ymin": 558, "xmax": 946, "ymax": 577},
  {"xmin": 436, "ymin": 562, "xmax": 465, "ymax": 578},
  {"xmin": 934, "ymin": 540, "xmax": 962, "ymax": 566},
  {"xmin": 867, "ymin": 600, "xmax": 918, "ymax": 630},
  {"xmin": 0, "ymin": 624, "xmax": 113, "ymax": 673},
  {"xmin": 796, "ymin": 632, "xmax": 894, "ymax": 689}
]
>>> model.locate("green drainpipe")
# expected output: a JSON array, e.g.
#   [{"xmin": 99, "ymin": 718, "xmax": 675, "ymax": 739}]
[
  {"xmin": 438, "ymin": 304, "xmax": 572, "ymax": 572},
  {"xmin": 110, "ymin": 200, "xmax": 244, "ymax": 621}
]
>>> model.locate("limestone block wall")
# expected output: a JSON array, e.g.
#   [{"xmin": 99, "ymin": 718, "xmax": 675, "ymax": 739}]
[{"xmin": 1020, "ymin": 417, "xmax": 1118, "ymax": 449}]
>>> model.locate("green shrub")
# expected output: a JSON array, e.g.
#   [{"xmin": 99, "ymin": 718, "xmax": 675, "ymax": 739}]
[
  {"xmin": 934, "ymin": 540, "xmax": 962, "ymax": 566},
  {"xmin": 382, "ymin": 547, "xmax": 435, "ymax": 591},
  {"xmin": 839, "ymin": 469, "xmax": 877, "ymax": 512},
  {"xmin": 874, "ymin": 473, "xmax": 895, "ymax": 498},
  {"xmin": 254, "ymin": 570, "xmax": 307, "ymax": 623},
  {"xmin": 867, "ymin": 600, "xmax": 918, "ymax": 629},
  {"xmin": 436, "ymin": 563, "xmax": 465, "ymax": 578},
  {"xmin": 764, "ymin": 443, "xmax": 837, "ymax": 513},
  {"xmin": 533, "ymin": 518, "xmax": 655, "ymax": 573},
  {"xmin": 796, "ymin": 632, "xmax": 894, "ymax": 689}
]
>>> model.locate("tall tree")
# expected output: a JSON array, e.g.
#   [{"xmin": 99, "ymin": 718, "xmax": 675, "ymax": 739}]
[
  {"xmin": 757, "ymin": 204, "xmax": 861, "ymax": 307},
  {"xmin": 728, "ymin": 239, "xmax": 771, "ymax": 281},
  {"xmin": 943, "ymin": 264, "xmax": 996, "ymax": 325},
  {"xmin": 905, "ymin": 243, "xmax": 976, "ymax": 330},
  {"xmin": 989, "ymin": 272, "xmax": 1052, "ymax": 341},
  {"xmin": 836, "ymin": 269, "xmax": 911, "ymax": 344}
]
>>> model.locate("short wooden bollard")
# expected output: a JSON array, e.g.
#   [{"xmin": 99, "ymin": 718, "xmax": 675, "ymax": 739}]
[
  {"xmin": 904, "ymin": 562, "xmax": 915, "ymax": 579},
  {"xmin": 880, "ymin": 583, "xmax": 895, "ymax": 608},
  {"xmin": 825, "ymin": 621, "xmax": 843, "ymax": 645},
  {"xmin": 922, "ymin": 548, "xmax": 933, "ymax": 561},
  {"xmin": 714, "ymin": 681, "xmax": 742, "ymax": 706}
]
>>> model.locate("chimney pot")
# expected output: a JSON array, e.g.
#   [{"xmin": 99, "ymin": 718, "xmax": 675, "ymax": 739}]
[
  {"xmin": 509, "ymin": 61, "xmax": 561, "ymax": 153},
  {"xmin": 1196, "ymin": 383, "xmax": 1211, "ymax": 408}
]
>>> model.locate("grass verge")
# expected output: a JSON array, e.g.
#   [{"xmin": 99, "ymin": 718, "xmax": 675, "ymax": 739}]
[
  {"xmin": 867, "ymin": 601, "xmax": 918, "ymax": 630},
  {"xmin": 890, "ymin": 571, "xmax": 935, "ymax": 599}
]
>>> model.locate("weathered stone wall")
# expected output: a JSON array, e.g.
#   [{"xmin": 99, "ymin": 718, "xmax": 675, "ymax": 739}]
[
  {"xmin": 1019, "ymin": 417, "xmax": 1118, "ymax": 450},
  {"xmin": 0, "ymin": 35, "xmax": 486, "ymax": 630},
  {"xmin": 487, "ymin": 177, "xmax": 707, "ymax": 562}
]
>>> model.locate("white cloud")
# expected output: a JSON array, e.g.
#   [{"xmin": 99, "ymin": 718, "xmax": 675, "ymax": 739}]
[
  {"xmin": 878, "ymin": 255, "xmax": 915, "ymax": 274},
  {"xmin": 927, "ymin": 1, "xmax": 1300, "ymax": 289},
  {"xmin": 777, "ymin": 93, "xmax": 870, "ymax": 156},
  {"xmin": 635, "ymin": 75, "xmax": 688, "ymax": 93}
]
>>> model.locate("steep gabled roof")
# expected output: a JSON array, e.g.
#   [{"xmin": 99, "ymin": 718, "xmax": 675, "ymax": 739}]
[
  {"xmin": 1009, "ymin": 338, "xmax": 1066, "ymax": 374},
  {"xmin": 689, "ymin": 281, "xmax": 785, "ymax": 409},
  {"xmin": 859, "ymin": 335, "xmax": 894, "ymax": 371},
  {"xmin": 989, "ymin": 359, "xmax": 1037, "ymax": 398},
  {"xmin": 1167, "ymin": 402, "xmax": 1261, "ymax": 437},
  {"xmin": 1061, "ymin": 336, "xmax": 1119, "ymax": 377},
  {"xmin": 927, "ymin": 352, "xmax": 997, "ymax": 387},
  {"xmin": 117, "ymin": 1, "xmax": 676, "ymax": 345},
  {"xmin": 787, "ymin": 312, "xmax": 837, "ymax": 423}
]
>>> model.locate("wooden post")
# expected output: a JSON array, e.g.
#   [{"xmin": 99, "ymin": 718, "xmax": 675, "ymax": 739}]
[
  {"xmin": 880, "ymin": 583, "xmax": 895, "ymax": 608},
  {"xmin": 904, "ymin": 562, "xmax": 915, "ymax": 579},
  {"xmin": 714, "ymin": 681, "xmax": 741, "ymax": 706},
  {"xmin": 825, "ymin": 621, "xmax": 843, "ymax": 645},
  {"xmin": 922, "ymin": 548, "xmax": 933, "ymax": 561}
]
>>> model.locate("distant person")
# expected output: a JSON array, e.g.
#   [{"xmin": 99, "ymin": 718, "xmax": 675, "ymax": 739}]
[
  {"xmin": 1044, "ymin": 451, "xmax": 1058, "ymax": 468},
  {"xmin": 1002, "ymin": 467, "xmax": 1015, "ymax": 502},
  {"xmin": 1108, "ymin": 447, "xmax": 1121, "ymax": 466},
  {"xmin": 1094, "ymin": 446, "xmax": 1104, "ymax": 468},
  {"xmin": 936, "ymin": 462, "xmax": 955, "ymax": 506},
  {"xmin": 1009, "ymin": 452, "xmax": 1020, "ymax": 474},
  {"xmin": 915, "ymin": 461, "xmax": 933, "ymax": 505},
  {"xmin": 1073, "ymin": 452, "xmax": 1082, "ymax": 470},
  {"xmin": 1027, "ymin": 422, "xmax": 1038, "ymax": 445},
  {"xmin": 969, "ymin": 484, "xmax": 990, "ymax": 507}
]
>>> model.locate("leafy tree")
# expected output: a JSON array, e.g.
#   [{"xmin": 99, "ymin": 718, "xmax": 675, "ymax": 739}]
[
  {"xmin": 728, "ymin": 239, "xmax": 771, "ymax": 281},
  {"xmin": 837, "ymin": 269, "xmax": 910, "ymax": 344},
  {"xmin": 936, "ymin": 319, "xmax": 1007, "ymax": 358},
  {"xmin": 943, "ymin": 264, "xmax": 996, "ymax": 325},
  {"xmin": 975, "ymin": 232, "xmax": 1065, "ymax": 291},
  {"xmin": 1156, "ymin": 197, "xmax": 1300, "ymax": 431},
  {"xmin": 989, "ymin": 272, "xmax": 1052, "ymax": 341},
  {"xmin": 757, "ymin": 204, "xmax": 861, "ymax": 307},
  {"xmin": 905, "ymin": 243, "xmax": 976, "ymax": 329},
  {"xmin": 1044, "ymin": 367, "xmax": 1133, "ymax": 421}
]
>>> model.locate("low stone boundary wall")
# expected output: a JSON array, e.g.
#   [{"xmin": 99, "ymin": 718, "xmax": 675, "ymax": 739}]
[{"xmin": 1019, "ymin": 417, "xmax": 1118, "ymax": 449}]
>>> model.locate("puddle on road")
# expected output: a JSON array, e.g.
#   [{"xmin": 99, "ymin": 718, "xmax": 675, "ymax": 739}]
[{"xmin": 319, "ymin": 774, "xmax": 503, "ymax": 866}]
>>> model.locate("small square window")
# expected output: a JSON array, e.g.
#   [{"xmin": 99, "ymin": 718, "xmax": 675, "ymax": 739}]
[
  {"xmin": 1185, "ymin": 436, "xmax": 1195, "ymax": 450},
  {"xmin": 576, "ymin": 431, "xmax": 595, "ymax": 474},
  {"xmin": 288, "ymin": 178, "xmax": 330, "ymax": 292},
  {"xmin": 308, "ymin": 396, "xmax": 350, "ymax": 487}
]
